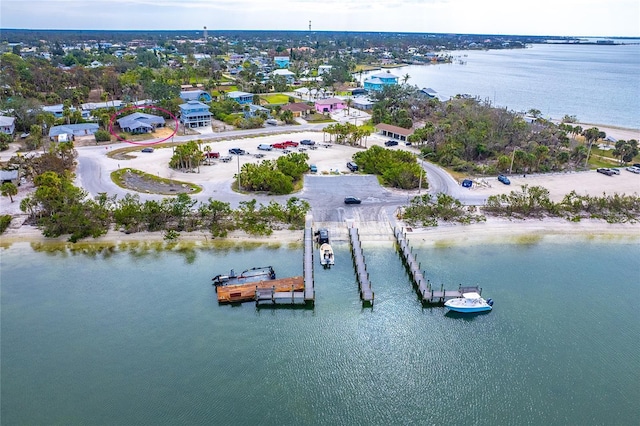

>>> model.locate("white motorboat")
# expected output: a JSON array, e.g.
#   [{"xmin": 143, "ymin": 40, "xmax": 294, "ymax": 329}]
[
  {"xmin": 444, "ymin": 292, "xmax": 493, "ymax": 313},
  {"xmin": 319, "ymin": 243, "xmax": 334, "ymax": 267}
]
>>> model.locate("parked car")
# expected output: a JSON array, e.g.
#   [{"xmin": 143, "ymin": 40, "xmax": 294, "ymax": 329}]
[
  {"xmin": 229, "ymin": 148, "xmax": 246, "ymax": 155},
  {"xmin": 633, "ymin": 163, "xmax": 640, "ymax": 168},
  {"xmin": 271, "ymin": 142, "xmax": 286, "ymax": 149},
  {"xmin": 626, "ymin": 166, "xmax": 640, "ymax": 174},
  {"xmin": 347, "ymin": 161, "xmax": 359, "ymax": 172},
  {"xmin": 309, "ymin": 164, "xmax": 318, "ymax": 173},
  {"xmin": 344, "ymin": 196, "xmax": 362, "ymax": 205},
  {"xmin": 283, "ymin": 141, "xmax": 299, "ymax": 148},
  {"xmin": 462, "ymin": 179, "xmax": 473, "ymax": 188},
  {"xmin": 257, "ymin": 144, "xmax": 272, "ymax": 151},
  {"xmin": 265, "ymin": 119, "xmax": 278, "ymax": 125},
  {"xmin": 597, "ymin": 168, "xmax": 614, "ymax": 176},
  {"xmin": 610, "ymin": 168, "xmax": 620, "ymax": 175},
  {"xmin": 253, "ymin": 153, "xmax": 265, "ymax": 158},
  {"xmin": 384, "ymin": 140, "xmax": 399, "ymax": 146},
  {"xmin": 497, "ymin": 174, "xmax": 511, "ymax": 185},
  {"xmin": 316, "ymin": 228, "xmax": 329, "ymax": 244},
  {"xmin": 204, "ymin": 151, "xmax": 219, "ymax": 158},
  {"xmin": 220, "ymin": 156, "xmax": 232, "ymax": 163},
  {"xmin": 141, "ymin": 147, "xmax": 154, "ymax": 153},
  {"xmin": 300, "ymin": 139, "xmax": 316, "ymax": 146}
]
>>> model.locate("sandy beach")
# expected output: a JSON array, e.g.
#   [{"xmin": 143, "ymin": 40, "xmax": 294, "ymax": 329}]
[{"xmin": 1, "ymin": 122, "xmax": 639, "ymax": 248}]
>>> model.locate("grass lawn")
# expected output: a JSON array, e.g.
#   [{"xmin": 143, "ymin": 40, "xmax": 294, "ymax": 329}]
[
  {"xmin": 355, "ymin": 64, "xmax": 380, "ymax": 72},
  {"xmin": 261, "ymin": 94, "xmax": 290, "ymax": 104}
]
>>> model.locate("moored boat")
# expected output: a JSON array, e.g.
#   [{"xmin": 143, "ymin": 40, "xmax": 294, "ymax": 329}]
[
  {"xmin": 319, "ymin": 243, "xmax": 334, "ymax": 267},
  {"xmin": 212, "ymin": 266, "xmax": 276, "ymax": 287},
  {"xmin": 444, "ymin": 292, "xmax": 493, "ymax": 313}
]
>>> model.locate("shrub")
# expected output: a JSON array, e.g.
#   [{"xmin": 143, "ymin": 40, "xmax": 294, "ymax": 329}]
[
  {"xmin": 94, "ymin": 129, "xmax": 111, "ymax": 142},
  {"xmin": 0, "ymin": 214, "xmax": 11, "ymax": 234}
]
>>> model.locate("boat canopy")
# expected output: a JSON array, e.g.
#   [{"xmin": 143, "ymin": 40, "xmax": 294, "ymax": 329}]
[{"xmin": 462, "ymin": 292, "xmax": 482, "ymax": 299}]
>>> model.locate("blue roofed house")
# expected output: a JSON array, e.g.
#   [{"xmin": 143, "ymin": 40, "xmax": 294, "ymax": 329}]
[
  {"xmin": 364, "ymin": 71, "xmax": 399, "ymax": 92},
  {"xmin": 180, "ymin": 90, "xmax": 212, "ymax": 103},
  {"xmin": 117, "ymin": 112, "xmax": 166, "ymax": 134},
  {"xmin": 42, "ymin": 104, "xmax": 91, "ymax": 120},
  {"xmin": 227, "ymin": 91, "xmax": 254, "ymax": 105},
  {"xmin": 179, "ymin": 100, "xmax": 212, "ymax": 128},
  {"xmin": 0, "ymin": 116, "xmax": 16, "ymax": 135},
  {"xmin": 48, "ymin": 123, "xmax": 100, "ymax": 142},
  {"xmin": 274, "ymin": 56, "xmax": 290, "ymax": 69},
  {"xmin": 243, "ymin": 104, "xmax": 271, "ymax": 119}
]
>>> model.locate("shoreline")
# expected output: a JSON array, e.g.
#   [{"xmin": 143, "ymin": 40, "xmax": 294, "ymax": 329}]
[{"xmin": 2, "ymin": 217, "xmax": 638, "ymax": 252}]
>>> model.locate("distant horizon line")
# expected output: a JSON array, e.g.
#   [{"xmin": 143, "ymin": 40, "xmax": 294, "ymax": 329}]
[{"xmin": 1, "ymin": 28, "xmax": 638, "ymax": 39}]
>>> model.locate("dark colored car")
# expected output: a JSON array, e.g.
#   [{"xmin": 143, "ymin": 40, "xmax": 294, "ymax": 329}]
[
  {"xmin": 497, "ymin": 174, "xmax": 511, "ymax": 185},
  {"xmin": 229, "ymin": 148, "xmax": 246, "ymax": 155},
  {"xmin": 316, "ymin": 228, "xmax": 329, "ymax": 244},
  {"xmin": 344, "ymin": 196, "xmax": 362, "ymax": 205},
  {"xmin": 300, "ymin": 139, "xmax": 316, "ymax": 146},
  {"xmin": 462, "ymin": 179, "xmax": 473, "ymax": 188},
  {"xmin": 141, "ymin": 147, "xmax": 154, "ymax": 153},
  {"xmin": 597, "ymin": 168, "xmax": 614, "ymax": 176},
  {"xmin": 347, "ymin": 161, "xmax": 358, "ymax": 172},
  {"xmin": 385, "ymin": 140, "xmax": 399, "ymax": 146}
]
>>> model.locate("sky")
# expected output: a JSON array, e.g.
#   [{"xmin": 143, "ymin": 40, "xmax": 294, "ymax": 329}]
[{"xmin": 1, "ymin": 0, "xmax": 639, "ymax": 37}]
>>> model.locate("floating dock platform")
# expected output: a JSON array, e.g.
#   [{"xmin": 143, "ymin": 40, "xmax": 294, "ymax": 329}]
[
  {"xmin": 393, "ymin": 227, "xmax": 481, "ymax": 304},
  {"xmin": 217, "ymin": 276, "xmax": 305, "ymax": 304},
  {"xmin": 348, "ymin": 226, "xmax": 374, "ymax": 306}
]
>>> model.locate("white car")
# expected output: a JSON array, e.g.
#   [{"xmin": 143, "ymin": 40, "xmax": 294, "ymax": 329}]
[{"xmin": 626, "ymin": 166, "xmax": 640, "ymax": 174}]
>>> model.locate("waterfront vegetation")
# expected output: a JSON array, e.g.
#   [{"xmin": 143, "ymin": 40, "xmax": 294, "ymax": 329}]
[
  {"xmin": 401, "ymin": 185, "xmax": 640, "ymax": 226},
  {"xmin": 400, "ymin": 193, "xmax": 486, "ymax": 226},
  {"xmin": 18, "ymin": 168, "xmax": 310, "ymax": 241}
]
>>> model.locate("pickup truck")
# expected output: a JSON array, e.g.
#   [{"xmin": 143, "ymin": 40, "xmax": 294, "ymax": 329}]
[{"xmin": 204, "ymin": 151, "xmax": 220, "ymax": 159}]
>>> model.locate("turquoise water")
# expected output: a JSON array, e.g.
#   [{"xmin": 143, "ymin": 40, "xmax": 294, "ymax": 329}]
[
  {"xmin": 364, "ymin": 42, "xmax": 640, "ymax": 129},
  {"xmin": 2, "ymin": 239, "xmax": 639, "ymax": 425}
]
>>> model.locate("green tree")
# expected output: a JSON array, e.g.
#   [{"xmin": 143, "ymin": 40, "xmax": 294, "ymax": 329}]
[{"xmin": 1, "ymin": 182, "xmax": 18, "ymax": 203}]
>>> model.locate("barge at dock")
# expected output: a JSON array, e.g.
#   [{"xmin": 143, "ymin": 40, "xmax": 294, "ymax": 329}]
[{"xmin": 212, "ymin": 266, "xmax": 276, "ymax": 287}]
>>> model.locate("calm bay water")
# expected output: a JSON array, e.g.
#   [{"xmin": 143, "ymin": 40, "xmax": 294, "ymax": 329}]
[
  {"xmin": 364, "ymin": 42, "xmax": 640, "ymax": 129},
  {"xmin": 2, "ymin": 239, "xmax": 639, "ymax": 425}
]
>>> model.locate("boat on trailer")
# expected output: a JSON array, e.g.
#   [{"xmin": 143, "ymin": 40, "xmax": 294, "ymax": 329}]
[
  {"xmin": 212, "ymin": 266, "xmax": 276, "ymax": 287},
  {"xmin": 319, "ymin": 243, "xmax": 334, "ymax": 267},
  {"xmin": 444, "ymin": 292, "xmax": 493, "ymax": 313}
]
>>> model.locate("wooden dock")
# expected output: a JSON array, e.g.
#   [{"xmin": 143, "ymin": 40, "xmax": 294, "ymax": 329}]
[
  {"xmin": 393, "ymin": 227, "xmax": 481, "ymax": 304},
  {"xmin": 348, "ymin": 226, "xmax": 374, "ymax": 306},
  {"xmin": 217, "ymin": 276, "xmax": 304, "ymax": 304},
  {"xmin": 303, "ymin": 218, "xmax": 315, "ymax": 303}
]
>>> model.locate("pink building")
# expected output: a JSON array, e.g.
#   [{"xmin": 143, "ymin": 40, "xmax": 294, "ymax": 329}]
[{"xmin": 314, "ymin": 97, "xmax": 346, "ymax": 113}]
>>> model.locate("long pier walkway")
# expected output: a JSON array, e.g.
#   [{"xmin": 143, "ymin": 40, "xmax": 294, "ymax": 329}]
[
  {"xmin": 255, "ymin": 216, "xmax": 316, "ymax": 306},
  {"xmin": 393, "ymin": 227, "xmax": 481, "ymax": 304},
  {"xmin": 348, "ymin": 226, "xmax": 374, "ymax": 306}
]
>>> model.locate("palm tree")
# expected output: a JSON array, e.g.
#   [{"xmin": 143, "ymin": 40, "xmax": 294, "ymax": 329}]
[
  {"xmin": 582, "ymin": 127, "xmax": 602, "ymax": 168},
  {"xmin": 402, "ymin": 73, "xmax": 410, "ymax": 85}
]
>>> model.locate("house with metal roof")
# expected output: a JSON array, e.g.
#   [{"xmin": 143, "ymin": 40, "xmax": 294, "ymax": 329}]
[
  {"xmin": 179, "ymin": 100, "xmax": 212, "ymax": 128},
  {"xmin": 243, "ymin": 104, "xmax": 271, "ymax": 119},
  {"xmin": 0, "ymin": 169, "xmax": 19, "ymax": 185},
  {"xmin": 48, "ymin": 123, "xmax": 100, "ymax": 141},
  {"xmin": 180, "ymin": 90, "xmax": 212, "ymax": 103},
  {"xmin": 117, "ymin": 112, "xmax": 165, "ymax": 134},
  {"xmin": 42, "ymin": 104, "xmax": 90, "ymax": 119},
  {"xmin": 227, "ymin": 91, "xmax": 254, "ymax": 105},
  {"xmin": 271, "ymin": 69, "xmax": 296, "ymax": 84},
  {"xmin": 0, "ymin": 116, "xmax": 16, "ymax": 135},
  {"xmin": 364, "ymin": 71, "xmax": 399, "ymax": 91},
  {"xmin": 81, "ymin": 100, "xmax": 124, "ymax": 112}
]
